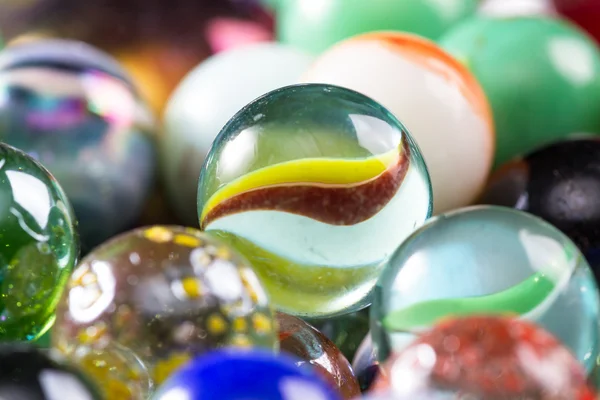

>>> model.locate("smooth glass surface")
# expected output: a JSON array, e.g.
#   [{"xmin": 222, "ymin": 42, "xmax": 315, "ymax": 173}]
[
  {"xmin": 372, "ymin": 206, "xmax": 600, "ymax": 373},
  {"xmin": 277, "ymin": 312, "xmax": 360, "ymax": 399},
  {"xmin": 52, "ymin": 226, "xmax": 277, "ymax": 399},
  {"xmin": 0, "ymin": 143, "xmax": 78, "ymax": 341},
  {"xmin": 153, "ymin": 349, "xmax": 341, "ymax": 400},
  {"xmin": 0, "ymin": 39, "xmax": 156, "ymax": 250},
  {"xmin": 198, "ymin": 84, "xmax": 432, "ymax": 317}
]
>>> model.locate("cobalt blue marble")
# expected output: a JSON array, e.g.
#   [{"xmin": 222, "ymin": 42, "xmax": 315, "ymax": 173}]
[
  {"xmin": 0, "ymin": 39, "xmax": 156, "ymax": 250},
  {"xmin": 153, "ymin": 349, "xmax": 341, "ymax": 400}
]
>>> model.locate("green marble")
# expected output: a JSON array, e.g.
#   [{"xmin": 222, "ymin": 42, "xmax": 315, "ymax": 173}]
[
  {"xmin": 0, "ymin": 143, "xmax": 78, "ymax": 341},
  {"xmin": 440, "ymin": 16, "xmax": 600, "ymax": 167},
  {"xmin": 277, "ymin": 0, "xmax": 478, "ymax": 55}
]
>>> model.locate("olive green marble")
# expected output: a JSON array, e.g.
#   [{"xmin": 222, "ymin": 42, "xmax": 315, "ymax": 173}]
[
  {"xmin": 277, "ymin": 0, "xmax": 478, "ymax": 54},
  {"xmin": 440, "ymin": 16, "xmax": 600, "ymax": 167},
  {"xmin": 0, "ymin": 143, "xmax": 78, "ymax": 341}
]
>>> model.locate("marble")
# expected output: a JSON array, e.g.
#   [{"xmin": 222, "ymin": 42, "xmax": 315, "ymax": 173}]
[
  {"xmin": 371, "ymin": 206, "xmax": 600, "ymax": 374},
  {"xmin": 0, "ymin": 38, "xmax": 156, "ymax": 250},
  {"xmin": 0, "ymin": 142, "xmax": 78, "ymax": 341},
  {"xmin": 52, "ymin": 226, "xmax": 277, "ymax": 399},
  {"xmin": 197, "ymin": 84, "xmax": 432, "ymax": 317}
]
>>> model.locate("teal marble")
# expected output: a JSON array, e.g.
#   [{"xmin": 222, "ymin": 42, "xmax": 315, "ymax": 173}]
[{"xmin": 372, "ymin": 206, "xmax": 600, "ymax": 374}]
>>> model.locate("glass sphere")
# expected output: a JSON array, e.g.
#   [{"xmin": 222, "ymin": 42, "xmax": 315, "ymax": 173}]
[
  {"xmin": 372, "ymin": 316, "xmax": 596, "ymax": 400},
  {"xmin": 0, "ymin": 142, "xmax": 78, "ymax": 341},
  {"xmin": 153, "ymin": 349, "xmax": 341, "ymax": 400},
  {"xmin": 371, "ymin": 206, "xmax": 600, "ymax": 373},
  {"xmin": 197, "ymin": 83, "xmax": 432, "ymax": 317},
  {"xmin": 52, "ymin": 226, "xmax": 277, "ymax": 398},
  {"xmin": 0, "ymin": 38, "xmax": 156, "ymax": 250},
  {"xmin": 277, "ymin": 312, "xmax": 360, "ymax": 399}
]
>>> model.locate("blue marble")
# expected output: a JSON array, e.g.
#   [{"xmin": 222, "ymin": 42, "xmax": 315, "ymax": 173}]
[
  {"xmin": 153, "ymin": 349, "xmax": 341, "ymax": 400},
  {"xmin": 0, "ymin": 39, "xmax": 156, "ymax": 250}
]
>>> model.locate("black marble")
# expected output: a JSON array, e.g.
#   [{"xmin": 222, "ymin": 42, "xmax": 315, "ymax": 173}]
[
  {"xmin": 480, "ymin": 137, "xmax": 600, "ymax": 273},
  {"xmin": 0, "ymin": 345, "xmax": 101, "ymax": 400}
]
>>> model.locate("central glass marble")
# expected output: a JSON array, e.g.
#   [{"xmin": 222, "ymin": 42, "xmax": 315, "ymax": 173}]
[{"xmin": 197, "ymin": 84, "xmax": 432, "ymax": 317}]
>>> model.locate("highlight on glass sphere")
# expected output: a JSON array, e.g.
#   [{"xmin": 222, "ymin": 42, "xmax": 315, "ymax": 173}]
[
  {"xmin": 277, "ymin": 311, "xmax": 360, "ymax": 399},
  {"xmin": 0, "ymin": 142, "xmax": 78, "ymax": 342},
  {"xmin": 52, "ymin": 226, "xmax": 278, "ymax": 398},
  {"xmin": 197, "ymin": 83, "xmax": 432, "ymax": 318},
  {"xmin": 371, "ymin": 206, "xmax": 600, "ymax": 374},
  {"xmin": 0, "ymin": 38, "xmax": 156, "ymax": 251},
  {"xmin": 371, "ymin": 316, "xmax": 596, "ymax": 400}
]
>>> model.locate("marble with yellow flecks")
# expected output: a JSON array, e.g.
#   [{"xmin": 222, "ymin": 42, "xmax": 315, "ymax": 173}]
[{"xmin": 52, "ymin": 226, "xmax": 278, "ymax": 399}]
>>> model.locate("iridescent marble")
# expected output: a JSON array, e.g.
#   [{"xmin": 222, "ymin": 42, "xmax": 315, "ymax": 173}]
[
  {"xmin": 153, "ymin": 349, "xmax": 341, "ymax": 400},
  {"xmin": 371, "ymin": 206, "xmax": 600, "ymax": 374},
  {"xmin": 197, "ymin": 84, "xmax": 432, "ymax": 317},
  {"xmin": 277, "ymin": 312, "xmax": 360, "ymax": 399},
  {"xmin": 0, "ymin": 142, "xmax": 78, "ymax": 341},
  {"xmin": 52, "ymin": 226, "xmax": 277, "ymax": 399},
  {"xmin": 0, "ymin": 345, "xmax": 101, "ymax": 400},
  {"xmin": 372, "ymin": 316, "xmax": 596, "ymax": 399},
  {"xmin": 0, "ymin": 38, "xmax": 156, "ymax": 251}
]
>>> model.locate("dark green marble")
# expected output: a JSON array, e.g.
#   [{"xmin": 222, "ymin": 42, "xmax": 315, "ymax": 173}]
[
  {"xmin": 0, "ymin": 143, "xmax": 78, "ymax": 341},
  {"xmin": 306, "ymin": 307, "xmax": 370, "ymax": 361}
]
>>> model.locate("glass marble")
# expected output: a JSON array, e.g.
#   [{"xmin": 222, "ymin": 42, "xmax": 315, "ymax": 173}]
[
  {"xmin": 0, "ymin": 345, "xmax": 101, "ymax": 400},
  {"xmin": 276, "ymin": 0, "xmax": 478, "ymax": 54},
  {"xmin": 371, "ymin": 206, "xmax": 600, "ymax": 374},
  {"xmin": 0, "ymin": 38, "xmax": 157, "ymax": 251},
  {"xmin": 52, "ymin": 226, "xmax": 278, "ymax": 399},
  {"xmin": 480, "ymin": 138, "xmax": 600, "ymax": 275},
  {"xmin": 277, "ymin": 312, "xmax": 360, "ymax": 399},
  {"xmin": 162, "ymin": 43, "xmax": 314, "ymax": 226},
  {"xmin": 307, "ymin": 307, "xmax": 370, "ymax": 361},
  {"xmin": 0, "ymin": 142, "xmax": 78, "ymax": 341},
  {"xmin": 197, "ymin": 84, "xmax": 432, "ymax": 317},
  {"xmin": 371, "ymin": 316, "xmax": 596, "ymax": 400},
  {"xmin": 153, "ymin": 349, "xmax": 342, "ymax": 400},
  {"xmin": 440, "ymin": 16, "xmax": 600, "ymax": 167}
]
